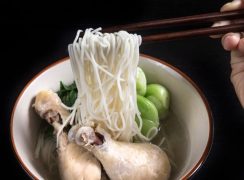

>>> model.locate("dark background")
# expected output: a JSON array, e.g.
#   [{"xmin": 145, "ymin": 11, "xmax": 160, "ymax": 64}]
[{"xmin": 1, "ymin": 0, "xmax": 244, "ymax": 179}]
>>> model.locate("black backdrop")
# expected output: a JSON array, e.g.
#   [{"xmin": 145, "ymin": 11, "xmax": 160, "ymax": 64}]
[{"xmin": 1, "ymin": 0, "xmax": 244, "ymax": 179}]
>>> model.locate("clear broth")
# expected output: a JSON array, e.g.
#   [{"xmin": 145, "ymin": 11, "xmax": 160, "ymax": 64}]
[{"xmin": 152, "ymin": 111, "xmax": 190, "ymax": 180}]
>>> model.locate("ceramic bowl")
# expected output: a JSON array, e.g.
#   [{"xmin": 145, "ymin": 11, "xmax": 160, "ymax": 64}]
[{"xmin": 11, "ymin": 54, "xmax": 213, "ymax": 179}]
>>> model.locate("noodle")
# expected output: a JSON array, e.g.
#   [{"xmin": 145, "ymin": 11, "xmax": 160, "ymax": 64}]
[{"xmin": 63, "ymin": 28, "xmax": 150, "ymax": 142}]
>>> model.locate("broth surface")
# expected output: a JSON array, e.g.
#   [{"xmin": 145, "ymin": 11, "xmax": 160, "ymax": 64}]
[{"xmin": 152, "ymin": 111, "xmax": 190, "ymax": 180}]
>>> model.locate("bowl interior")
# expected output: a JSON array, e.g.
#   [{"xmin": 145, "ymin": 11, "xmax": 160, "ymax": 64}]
[{"xmin": 11, "ymin": 55, "xmax": 212, "ymax": 180}]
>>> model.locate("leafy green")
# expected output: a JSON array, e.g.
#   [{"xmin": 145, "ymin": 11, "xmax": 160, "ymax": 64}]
[{"xmin": 57, "ymin": 81, "xmax": 78, "ymax": 107}]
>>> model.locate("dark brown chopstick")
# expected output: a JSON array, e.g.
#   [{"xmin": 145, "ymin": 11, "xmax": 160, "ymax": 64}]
[
  {"xmin": 103, "ymin": 9, "xmax": 244, "ymax": 42},
  {"xmin": 104, "ymin": 10, "xmax": 244, "ymax": 32},
  {"xmin": 142, "ymin": 23, "xmax": 244, "ymax": 43}
]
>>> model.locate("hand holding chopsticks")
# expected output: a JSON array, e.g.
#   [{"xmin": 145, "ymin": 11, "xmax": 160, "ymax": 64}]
[
  {"xmin": 218, "ymin": 0, "xmax": 244, "ymax": 108},
  {"xmin": 104, "ymin": 9, "xmax": 244, "ymax": 43}
]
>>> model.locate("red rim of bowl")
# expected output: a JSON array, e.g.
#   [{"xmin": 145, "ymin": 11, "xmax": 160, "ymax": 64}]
[{"xmin": 10, "ymin": 54, "xmax": 213, "ymax": 180}]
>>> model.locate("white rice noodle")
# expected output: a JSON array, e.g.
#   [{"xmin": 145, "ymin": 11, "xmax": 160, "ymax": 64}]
[{"xmin": 62, "ymin": 28, "xmax": 151, "ymax": 142}]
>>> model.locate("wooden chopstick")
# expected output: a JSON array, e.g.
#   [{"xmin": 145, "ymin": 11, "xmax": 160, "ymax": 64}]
[
  {"xmin": 142, "ymin": 23, "xmax": 244, "ymax": 43},
  {"xmin": 103, "ymin": 9, "xmax": 244, "ymax": 42},
  {"xmin": 104, "ymin": 10, "xmax": 244, "ymax": 32}
]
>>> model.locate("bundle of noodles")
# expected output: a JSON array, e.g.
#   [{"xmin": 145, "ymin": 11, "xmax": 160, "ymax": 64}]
[{"xmin": 62, "ymin": 28, "xmax": 146, "ymax": 142}]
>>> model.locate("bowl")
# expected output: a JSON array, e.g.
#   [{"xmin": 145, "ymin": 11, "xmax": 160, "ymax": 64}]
[{"xmin": 11, "ymin": 54, "xmax": 213, "ymax": 179}]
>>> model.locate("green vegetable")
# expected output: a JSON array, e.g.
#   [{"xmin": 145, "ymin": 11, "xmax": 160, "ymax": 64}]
[
  {"xmin": 57, "ymin": 81, "xmax": 78, "ymax": 107},
  {"xmin": 141, "ymin": 118, "xmax": 158, "ymax": 137},
  {"xmin": 135, "ymin": 117, "xmax": 158, "ymax": 137},
  {"xmin": 137, "ymin": 95, "xmax": 159, "ymax": 126},
  {"xmin": 145, "ymin": 84, "xmax": 170, "ymax": 119},
  {"xmin": 136, "ymin": 67, "xmax": 147, "ymax": 96}
]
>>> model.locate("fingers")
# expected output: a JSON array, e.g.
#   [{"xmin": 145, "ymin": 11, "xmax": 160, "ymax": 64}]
[
  {"xmin": 211, "ymin": 0, "xmax": 243, "ymax": 38},
  {"xmin": 221, "ymin": 33, "xmax": 241, "ymax": 50},
  {"xmin": 211, "ymin": 21, "xmax": 230, "ymax": 38},
  {"xmin": 230, "ymin": 47, "xmax": 244, "ymax": 108},
  {"xmin": 225, "ymin": 34, "xmax": 244, "ymax": 53},
  {"xmin": 220, "ymin": 0, "xmax": 244, "ymax": 108},
  {"xmin": 220, "ymin": 0, "xmax": 244, "ymax": 51},
  {"xmin": 220, "ymin": 0, "xmax": 243, "ymax": 12}
]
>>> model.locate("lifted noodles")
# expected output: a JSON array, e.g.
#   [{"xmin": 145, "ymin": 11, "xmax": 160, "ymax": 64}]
[{"xmin": 57, "ymin": 28, "xmax": 156, "ymax": 144}]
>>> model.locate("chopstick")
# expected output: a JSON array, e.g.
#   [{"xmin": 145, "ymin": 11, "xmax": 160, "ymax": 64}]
[
  {"xmin": 142, "ymin": 23, "xmax": 244, "ymax": 43},
  {"xmin": 103, "ymin": 9, "xmax": 244, "ymax": 42},
  {"xmin": 104, "ymin": 10, "xmax": 244, "ymax": 32}
]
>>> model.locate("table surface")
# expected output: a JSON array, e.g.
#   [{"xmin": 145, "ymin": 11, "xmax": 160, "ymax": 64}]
[{"xmin": 1, "ymin": 0, "xmax": 244, "ymax": 179}]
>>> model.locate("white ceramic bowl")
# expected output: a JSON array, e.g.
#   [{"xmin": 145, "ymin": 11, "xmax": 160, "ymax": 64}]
[{"xmin": 11, "ymin": 54, "xmax": 213, "ymax": 180}]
